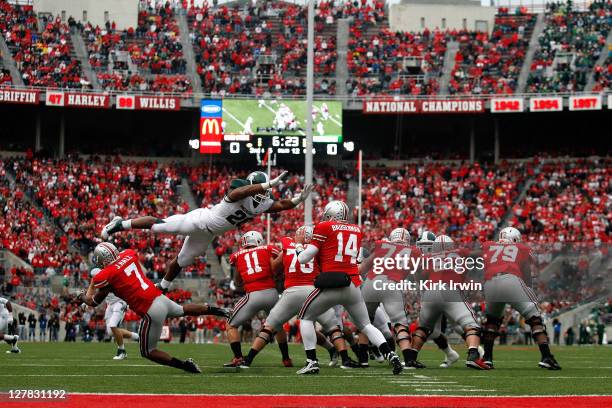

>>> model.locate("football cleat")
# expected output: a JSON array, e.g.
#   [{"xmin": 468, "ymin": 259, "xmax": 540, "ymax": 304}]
[
  {"xmin": 223, "ymin": 357, "xmax": 246, "ymax": 368},
  {"xmin": 340, "ymin": 358, "xmax": 361, "ymax": 369},
  {"xmin": 440, "ymin": 349, "xmax": 460, "ymax": 368},
  {"xmin": 296, "ymin": 359, "xmax": 320, "ymax": 375},
  {"xmin": 484, "ymin": 360, "xmax": 494, "ymax": 369},
  {"xmin": 183, "ymin": 358, "xmax": 202, "ymax": 373},
  {"xmin": 369, "ymin": 348, "xmax": 384, "ymax": 363},
  {"xmin": 282, "ymin": 358, "xmax": 294, "ymax": 368},
  {"xmin": 113, "ymin": 349, "xmax": 127, "ymax": 360},
  {"xmin": 387, "ymin": 352, "xmax": 403, "ymax": 375},
  {"xmin": 538, "ymin": 356, "xmax": 561, "ymax": 370},
  {"xmin": 328, "ymin": 349, "xmax": 339, "ymax": 367},
  {"xmin": 101, "ymin": 216, "xmax": 124, "ymax": 239},
  {"xmin": 7, "ymin": 347, "xmax": 21, "ymax": 354},
  {"xmin": 405, "ymin": 360, "xmax": 426, "ymax": 369}
]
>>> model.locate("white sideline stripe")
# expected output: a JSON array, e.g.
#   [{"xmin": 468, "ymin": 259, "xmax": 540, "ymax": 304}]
[
  {"xmin": 222, "ymin": 107, "xmax": 246, "ymax": 129},
  {"xmin": 59, "ymin": 393, "xmax": 612, "ymax": 397}
]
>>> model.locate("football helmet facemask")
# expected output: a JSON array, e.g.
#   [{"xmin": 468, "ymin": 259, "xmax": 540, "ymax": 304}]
[
  {"xmin": 296, "ymin": 225, "xmax": 314, "ymax": 243},
  {"xmin": 416, "ymin": 231, "xmax": 436, "ymax": 254},
  {"xmin": 241, "ymin": 231, "xmax": 264, "ymax": 248},
  {"xmin": 499, "ymin": 226, "xmax": 521, "ymax": 243},
  {"xmin": 246, "ymin": 171, "xmax": 271, "ymax": 205},
  {"xmin": 433, "ymin": 235, "xmax": 454, "ymax": 253},
  {"xmin": 92, "ymin": 242, "xmax": 120, "ymax": 268},
  {"xmin": 388, "ymin": 228, "xmax": 411, "ymax": 245}
]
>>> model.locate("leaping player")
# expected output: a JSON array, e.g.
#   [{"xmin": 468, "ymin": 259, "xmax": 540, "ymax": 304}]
[
  {"xmin": 101, "ymin": 170, "xmax": 313, "ymax": 292},
  {"xmin": 77, "ymin": 242, "xmax": 230, "ymax": 373},
  {"xmin": 0, "ymin": 297, "xmax": 20, "ymax": 354}
]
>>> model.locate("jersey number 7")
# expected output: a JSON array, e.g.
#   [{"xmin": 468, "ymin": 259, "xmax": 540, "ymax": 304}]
[{"xmin": 124, "ymin": 263, "xmax": 149, "ymax": 290}]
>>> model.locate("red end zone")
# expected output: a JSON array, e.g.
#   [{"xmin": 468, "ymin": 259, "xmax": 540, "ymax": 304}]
[{"xmin": 5, "ymin": 394, "xmax": 612, "ymax": 408}]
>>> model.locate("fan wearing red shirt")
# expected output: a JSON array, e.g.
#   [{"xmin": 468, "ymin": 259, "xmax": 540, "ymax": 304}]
[
  {"xmin": 295, "ymin": 201, "xmax": 403, "ymax": 375},
  {"xmin": 241, "ymin": 226, "xmax": 349, "ymax": 369},
  {"xmin": 480, "ymin": 227, "xmax": 561, "ymax": 370},
  {"xmin": 408, "ymin": 235, "xmax": 488, "ymax": 370},
  {"xmin": 224, "ymin": 231, "xmax": 284, "ymax": 368},
  {"xmin": 77, "ymin": 242, "xmax": 230, "ymax": 373},
  {"xmin": 358, "ymin": 228, "xmax": 418, "ymax": 367}
]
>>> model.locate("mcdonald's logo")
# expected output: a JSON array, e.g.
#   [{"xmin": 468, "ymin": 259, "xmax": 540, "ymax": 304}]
[{"xmin": 201, "ymin": 118, "xmax": 221, "ymax": 135}]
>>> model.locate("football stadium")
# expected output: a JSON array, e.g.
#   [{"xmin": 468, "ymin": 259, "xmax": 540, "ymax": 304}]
[{"xmin": 0, "ymin": 0, "xmax": 610, "ymax": 407}]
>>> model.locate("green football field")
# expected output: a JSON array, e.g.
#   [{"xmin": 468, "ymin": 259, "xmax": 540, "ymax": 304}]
[
  {"xmin": 2, "ymin": 342, "xmax": 612, "ymax": 395},
  {"xmin": 222, "ymin": 99, "xmax": 342, "ymax": 137}
]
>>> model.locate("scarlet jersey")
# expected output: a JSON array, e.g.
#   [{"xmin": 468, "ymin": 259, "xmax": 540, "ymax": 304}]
[
  {"xmin": 92, "ymin": 249, "xmax": 161, "ymax": 316},
  {"xmin": 230, "ymin": 245, "xmax": 280, "ymax": 293},
  {"xmin": 422, "ymin": 248, "xmax": 470, "ymax": 284},
  {"xmin": 482, "ymin": 241, "xmax": 534, "ymax": 282},
  {"xmin": 366, "ymin": 241, "xmax": 421, "ymax": 282},
  {"xmin": 311, "ymin": 220, "xmax": 362, "ymax": 285},
  {"xmin": 280, "ymin": 237, "xmax": 318, "ymax": 288}
]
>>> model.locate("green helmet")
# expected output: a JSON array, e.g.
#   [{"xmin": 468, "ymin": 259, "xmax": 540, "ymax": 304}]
[
  {"xmin": 416, "ymin": 230, "xmax": 436, "ymax": 254},
  {"xmin": 246, "ymin": 171, "xmax": 271, "ymax": 204}
]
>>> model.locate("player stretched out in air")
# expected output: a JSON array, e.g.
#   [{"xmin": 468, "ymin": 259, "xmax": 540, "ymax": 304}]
[
  {"xmin": 406, "ymin": 235, "xmax": 489, "ymax": 370},
  {"xmin": 101, "ymin": 170, "xmax": 313, "ymax": 292},
  {"xmin": 223, "ymin": 231, "xmax": 292, "ymax": 368},
  {"xmin": 241, "ymin": 226, "xmax": 358, "ymax": 369},
  {"xmin": 479, "ymin": 227, "xmax": 561, "ymax": 370},
  {"xmin": 0, "ymin": 297, "xmax": 20, "ymax": 354},
  {"xmin": 89, "ymin": 267, "xmax": 140, "ymax": 360},
  {"xmin": 295, "ymin": 201, "xmax": 403, "ymax": 375},
  {"xmin": 77, "ymin": 242, "xmax": 230, "ymax": 373}
]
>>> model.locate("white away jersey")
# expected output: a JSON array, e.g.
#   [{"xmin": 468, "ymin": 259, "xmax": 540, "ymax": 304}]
[
  {"xmin": 90, "ymin": 268, "xmax": 121, "ymax": 304},
  {"xmin": 0, "ymin": 297, "xmax": 9, "ymax": 316},
  {"xmin": 205, "ymin": 195, "xmax": 274, "ymax": 234}
]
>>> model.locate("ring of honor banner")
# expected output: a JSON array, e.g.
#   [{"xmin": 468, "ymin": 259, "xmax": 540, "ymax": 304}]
[{"xmin": 200, "ymin": 99, "xmax": 223, "ymax": 154}]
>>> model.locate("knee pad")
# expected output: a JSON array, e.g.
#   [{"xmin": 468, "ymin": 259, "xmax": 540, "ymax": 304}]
[
  {"xmin": 327, "ymin": 326, "xmax": 344, "ymax": 343},
  {"xmin": 464, "ymin": 327, "xmax": 481, "ymax": 340},
  {"xmin": 413, "ymin": 327, "xmax": 431, "ymax": 342},
  {"xmin": 393, "ymin": 324, "xmax": 411, "ymax": 342},
  {"xmin": 526, "ymin": 316, "xmax": 547, "ymax": 337},
  {"xmin": 256, "ymin": 327, "xmax": 274, "ymax": 344}
]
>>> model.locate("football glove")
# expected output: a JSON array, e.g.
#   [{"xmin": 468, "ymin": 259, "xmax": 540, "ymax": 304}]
[
  {"xmin": 263, "ymin": 170, "xmax": 289, "ymax": 189},
  {"xmin": 291, "ymin": 184, "xmax": 314, "ymax": 205}
]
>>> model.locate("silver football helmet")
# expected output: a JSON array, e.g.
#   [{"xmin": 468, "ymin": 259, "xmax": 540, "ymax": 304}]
[
  {"xmin": 499, "ymin": 226, "xmax": 521, "ymax": 243},
  {"xmin": 416, "ymin": 231, "xmax": 436, "ymax": 254},
  {"xmin": 241, "ymin": 230, "xmax": 264, "ymax": 248},
  {"xmin": 296, "ymin": 225, "xmax": 314, "ymax": 244},
  {"xmin": 388, "ymin": 228, "xmax": 411, "ymax": 245},
  {"xmin": 433, "ymin": 234, "xmax": 454, "ymax": 253},
  {"xmin": 321, "ymin": 200, "xmax": 350, "ymax": 222},
  {"xmin": 92, "ymin": 242, "xmax": 120, "ymax": 268}
]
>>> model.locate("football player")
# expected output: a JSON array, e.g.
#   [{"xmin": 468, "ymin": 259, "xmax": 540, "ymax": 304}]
[
  {"xmin": 101, "ymin": 170, "xmax": 313, "ymax": 292},
  {"xmin": 224, "ymin": 231, "xmax": 289, "ymax": 368},
  {"xmin": 89, "ymin": 267, "xmax": 139, "ymax": 360},
  {"xmin": 0, "ymin": 297, "xmax": 20, "ymax": 354},
  {"xmin": 76, "ymin": 242, "xmax": 230, "ymax": 373},
  {"xmin": 241, "ymin": 226, "xmax": 358, "ymax": 369},
  {"xmin": 407, "ymin": 235, "xmax": 489, "ymax": 370},
  {"xmin": 294, "ymin": 201, "xmax": 403, "ymax": 375},
  {"xmin": 357, "ymin": 228, "xmax": 417, "ymax": 368},
  {"xmin": 480, "ymin": 227, "xmax": 561, "ymax": 370}
]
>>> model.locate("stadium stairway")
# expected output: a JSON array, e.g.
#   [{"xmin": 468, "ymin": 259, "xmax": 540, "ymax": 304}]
[
  {"xmin": 70, "ymin": 30, "xmax": 101, "ymax": 90},
  {"xmin": 439, "ymin": 41, "xmax": 459, "ymax": 96},
  {"xmin": 517, "ymin": 12, "xmax": 546, "ymax": 94},
  {"xmin": 176, "ymin": 11, "xmax": 203, "ymax": 95},
  {"xmin": 585, "ymin": 30, "xmax": 612, "ymax": 91},
  {"xmin": 335, "ymin": 18, "xmax": 350, "ymax": 97},
  {"xmin": 0, "ymin": 36, "xmax": 25, "ymax": 86}
]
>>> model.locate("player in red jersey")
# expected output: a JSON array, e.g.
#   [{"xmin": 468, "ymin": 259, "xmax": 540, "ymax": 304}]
[
  {"xmin": 76, "ymin": 242, "xmax": 230, "ymax": 373},
  {"xmin": 224, "ymin": 230, "xmax": 289, "ymax": 367},
  {"xmin": 357, "ymin": 228, "xmax": 417, "ymax": 367},
  {"xmin": 480, "ymin": 227, "xmax": 561, "ymax": 370},
  {"xmin": 295, "ymin": 201, "xmax": 403, "ymax": 375},
  {"xmin": 241, "ymin": 226, "xmax": 354, "ymax": 369},
  {"xmin": 407, "ymin": 235, "xmax": 489, "ymax": 370}
]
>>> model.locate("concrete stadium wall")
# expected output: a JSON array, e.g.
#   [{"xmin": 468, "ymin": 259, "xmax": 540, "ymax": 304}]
[
  {"xmin": 33, "ymin": 0, "xmax": 139, "ymax": 30},
  {"xmin": 390, "ymin": 2, "xmax": 496, "ymax": 33}
]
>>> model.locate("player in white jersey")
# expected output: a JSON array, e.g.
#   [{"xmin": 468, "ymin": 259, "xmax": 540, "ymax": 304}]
[
  {"xmin": 101, "ymin": 170, "xmax": 313, "ymax": 291},
  {"xmin": 90, "ymin": 268, "xmax": 139, "ymax": 360},
  {"xmin": 0, "ymin": 297, "xmax": 20, "ymax": 354}
]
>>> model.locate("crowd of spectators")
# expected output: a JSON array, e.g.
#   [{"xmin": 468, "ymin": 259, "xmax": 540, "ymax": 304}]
[
  {"xmin": 592, "ymin": 55, "xmax": 612, "ymax": 91},
  {"xmin": 527, "ymin": 1, "xmax": 612, "ymax": 93},
  {"xmin": 0, "ymin": 1, "xmax": 90, "ymax": 89}
]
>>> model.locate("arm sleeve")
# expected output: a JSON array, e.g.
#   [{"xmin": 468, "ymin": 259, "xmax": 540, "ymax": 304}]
[
  {"xmin": 297, "ymin": 244, "xmax": 319, "ymax": 264},
  {"xmin": 92, "ymin": 267, "xmax": 111, "ymax": 289}
]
